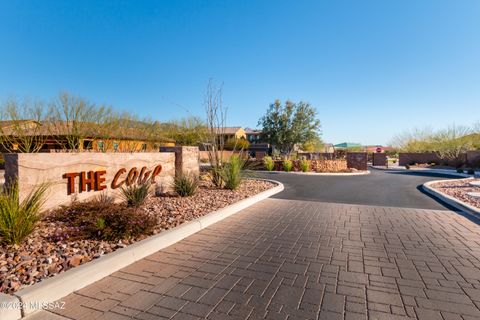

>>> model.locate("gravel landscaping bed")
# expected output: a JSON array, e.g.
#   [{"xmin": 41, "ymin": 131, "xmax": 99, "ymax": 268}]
[
  {"xmin": 431, "ymin": 179, "xmax": 480, "ymax": 209},
  {"xmin": 0, "ymin": 178, "xmax": 275, "ymax": 294}
]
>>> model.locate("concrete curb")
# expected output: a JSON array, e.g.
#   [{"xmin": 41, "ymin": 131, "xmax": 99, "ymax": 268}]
[
  {"xmin": 253, "ymin": 170, "xmax": 370, "ymax": 176},
  {"xmin": 0, "ymin": 293, "xmax": 22, "ymax": 320},
  {"xmin": 423, "ymin": 178, "xmax": 480, "ymax": 218},
  {"xmin": 371, "ymin": 166, "xmax": 474, "ymax": 178},
  {"xmin": 1, "ymin": 179, "xmax": 284, "ymax": 319}
]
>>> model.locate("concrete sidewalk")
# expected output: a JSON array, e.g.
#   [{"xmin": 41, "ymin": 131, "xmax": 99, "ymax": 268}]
[{"xmin": 36, "ymin": 198, "xmax": 480, "ymax": 320}]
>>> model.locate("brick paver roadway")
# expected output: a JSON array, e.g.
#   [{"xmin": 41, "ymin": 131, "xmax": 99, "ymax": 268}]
[{"xmin": 47, "ymin": 198, "xmax": 480, "ymax": 320}]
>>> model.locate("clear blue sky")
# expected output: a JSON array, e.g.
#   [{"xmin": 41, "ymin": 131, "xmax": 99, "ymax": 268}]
[{"xmin": 1, "ymin": 1, "xmax": 479, "ymax": 145}]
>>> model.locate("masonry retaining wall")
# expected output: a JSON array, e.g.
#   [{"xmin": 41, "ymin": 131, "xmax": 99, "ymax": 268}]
[{"xmin": 4, "ymin": 147, "xmax": 199, "ymax": 210}]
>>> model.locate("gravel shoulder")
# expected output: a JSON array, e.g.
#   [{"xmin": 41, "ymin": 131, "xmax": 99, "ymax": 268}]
[
  {"xmin": 0, "ymin": 179, "xmax": 275, "ymax": 294},
  {"xmin": 430, "ymin": 178, "xmax": 480, "ymax": 209}
]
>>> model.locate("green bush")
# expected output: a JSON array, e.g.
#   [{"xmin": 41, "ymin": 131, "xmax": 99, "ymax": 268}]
[
  {"xmin": 467, "ymin": 169, "xmax": 475, "ymax": 175},
  {"xmin": 283, "ymin": 159, "xmax": 293, "ymax": 172},
  {"xmin": 120, "ymin": 182, "xmax": 151, "ymax": 208},
  {"xmin": 173, "ymin": 173, "xmax": 199, "ymax": 197},
  {"xmin": 263, "ymin": 156, "xmax": 275, "ymax": 171},
  {"xmin": 300, "ymin": 159, "xmax": 310, "ymax": 172},
  {"xmin": 222, "ymin": 155, "xmax": 244, "ymax": 190},
  {"xmin": 0, "ymin": 182, "xmax": 48, "ymax": 245},
  {"xmin": 51, "ymin": 201, "xmax": 156, "ymax": 241},
  {"xmin": 456, "ymin": 168, "xmax": 464, "ymax": 173}
]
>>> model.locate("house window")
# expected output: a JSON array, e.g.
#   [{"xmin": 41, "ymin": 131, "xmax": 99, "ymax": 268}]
[{"xmin": 83, "ymin": 140, "xmax": 93, "ymax": 150}]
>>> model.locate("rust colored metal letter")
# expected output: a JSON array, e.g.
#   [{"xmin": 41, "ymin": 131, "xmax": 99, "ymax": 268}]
[
  {"xmin": 126, "ymin": 167, "xmax": 139, "ymax": 186},
  {"xmin": 151, "ymin": 165, "xmax": 162, "ymax": 183},
  {"xmin": 95, "ymin": 170, "xmax": 107, "ymax": 191},
  {"xmin": 112, "ymin": 168, "xmax": 127, "ymax": 189},
  {"xmin": 80, "ymin": 171, "xmax": 95, "ymax": 192},
  {"xmin": 63, "ymin": 172, "xmax": 80, "ymax": 194}
]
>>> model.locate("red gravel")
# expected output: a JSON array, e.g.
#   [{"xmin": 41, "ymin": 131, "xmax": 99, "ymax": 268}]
[{"xmin": 430, "ymin": 179, "xmax": 480, "ymax": 209}]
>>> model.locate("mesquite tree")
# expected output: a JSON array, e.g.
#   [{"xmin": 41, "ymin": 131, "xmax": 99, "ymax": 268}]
[{"xmin": 258, "ymin": 100, "xmax": 321, "ymax": 155}]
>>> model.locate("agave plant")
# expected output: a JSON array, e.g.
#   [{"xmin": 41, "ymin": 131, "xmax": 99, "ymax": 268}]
[{"xmin": 0, "ymin": 181, "xmax": 49, "ymax": 245}]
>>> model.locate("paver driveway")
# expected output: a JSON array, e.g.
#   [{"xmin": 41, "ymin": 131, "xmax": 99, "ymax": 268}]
[{"xmin": 46, "ymin": 197, "xmax": 480, "ymax": 320}]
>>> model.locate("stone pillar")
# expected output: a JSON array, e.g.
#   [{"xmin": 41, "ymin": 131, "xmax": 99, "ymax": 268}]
[
  {"xmin": 346, "ymin": 152, "xmax": 368, "ymax": 171},
  {"xmin": 160, "ymin": 146, "xmax": 200, "ymax": 177},
  {"xmin": 372, "ymin": 153, "xmax": 388, "ymax": 166}
]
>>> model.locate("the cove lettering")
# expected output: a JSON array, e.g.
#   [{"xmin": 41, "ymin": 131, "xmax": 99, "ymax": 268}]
[{"xmin": 63, "ymin": 165, "xmax": 162, "ymax": 195}]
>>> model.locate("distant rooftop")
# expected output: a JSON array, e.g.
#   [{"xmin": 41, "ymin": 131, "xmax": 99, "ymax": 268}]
[
  {"xmin": 334, "ymin": 142, "xmax": 363, "ymax": 149},
  {"xmin": 213, "ymin": 127, "xmax": 243, "ymax": 135}
]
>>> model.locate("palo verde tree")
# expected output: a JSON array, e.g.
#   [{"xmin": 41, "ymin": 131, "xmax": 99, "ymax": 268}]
[
  {"xmin": 430, "ymin": 125, "xmax": 474, "ymax": 160},
  {"xmin": 47, "ymin": 92, "xmax": 101, "ymax": 151},
  {"xmin": 391, "ymin": 124, "xmax": 478, "ymax": 160},
  {"xmin": 163, "ymin": 116, "xmax": 207, "ymax": 146},
  {"xmin": 0, "ymin": 97, "xmax": 48, "ymax": 153},
  {"xmin": 258, "ymin": 100, "xmax": 321, "ymax": 155}
]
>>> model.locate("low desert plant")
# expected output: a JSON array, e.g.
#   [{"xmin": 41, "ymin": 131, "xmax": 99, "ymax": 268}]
[
  {"xmin": 51, "ymin": 201, "xmax": 156, "ymax": 241},
  {"xmin": 94, "ymin": 192, "xmax": 115, "ymax": 205},
  {"xmin": 0, "ymin": 182, "xmax": 48, "ymax": 245},
  {"xmin": 263, "ymin": 156, "xmax": 275, "ymax": 171},
  {"xmin": 209, "ymin": 166, "xmax": 224, "ymax": 188},
  {"xmin": 173, "ymin": 173, "xmax": 199, "ymax": 197},
  {"xmin": 456, "ymin": 168, "xmax": 464, "ymax": 173},
  {"xmin": 300, "ymin": 159, "xmax": 310, "ymax": 172},
  {"xmin": 467, "ymin": 169, "xmax": 475, "ymax": 175},
  {"xmin": 405, "ymin": 164, "xmax": 410, "ymax": 169},
  {"xmin": 120, "ymin": 181, "xmax": 151, "ymax": 208},
  {"xmin": 283, "ymin": 159, "xmax": 293, "ymax": 172},
  {"xmin": 222, "ymin": 155, "xmax": 244, "ymax": 190},
  {"xmin": 225, "ymin": 137, "xmax": 250, "ymax": 151}
]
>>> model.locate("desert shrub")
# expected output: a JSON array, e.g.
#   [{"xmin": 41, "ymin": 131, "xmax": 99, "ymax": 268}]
[
  {"xmin": 0, "ymin": 182, "xmax": 48, "ymax": 245},
  {"xmin": 51, "ymin": 201, "xmax": 156, "ymax": 241},
  {"xmin": 209, "ymin": 166, "xmax": 224, "ymax": 188},
  {"xmin": 94, "ymin": 192, "xmax": 115, "ymax": 205},
  {"xmin": 120, "ymin": 182, "xmax": 151, "ymax": 208},
  {"xmin": 222, "ymin": 155, "xmax": 244, "ymax": 190},
  {"xmin": 467, "ymin": 169, "xmax": 475, "ymax": 175},
  {"xmin": 264, "ymin": 156, "xmax": 275, "ymax": 171},
  {"xmin": 405, "ymin": 164, "xmax": 410, "ymax": 170},
  {"xmin": 173, "ymin": 173, "xmax": 199, "ymax": 197},
  {"xmin": 225, "ymin": 138, "xmax": 250, "ymax": 151},
  {"xmin": 300, "ymin": 159, "xmax": 310, "ymax": 172},
  {"xmin": 456, "ymin": 168, "xmax": 464, "ymax": 173},
  {"xmin": 283, "ymin": 159, "xmax": 293, "ymax": 172}
]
